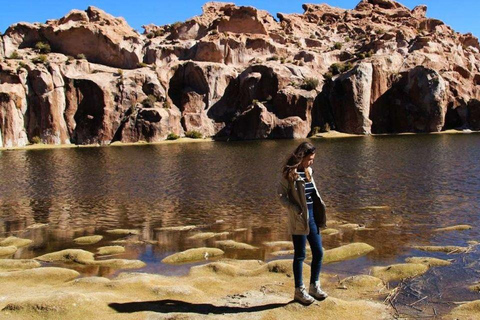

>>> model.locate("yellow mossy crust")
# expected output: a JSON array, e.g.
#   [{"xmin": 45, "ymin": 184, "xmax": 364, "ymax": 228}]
[
  {"xmin": 155, "ymin": 225, "xmax": 197, "ymax": 231},
  {"xmin": 262, "ymin": 241, "xmax": 294, "ymax": 250},
  {"xmin": 412, "ymin": 245, "xmax": 468, "ymax": 253},
  {"xmin": 105, "ymin": 229, "xmax": 140, "ymax": 235},
  {"xmin": 446, "ymin": 300, "xmax": 480, "ymax": 320},
  {"xmin": 0, "ymin": 267, "xmax": 79, "ymax": 284},
  {"xmin": 340, "ymin": 275, "xmax": 385, "ymax": 290},
  {"xmin": 323, "ymin": 243, "xmax": 375, "ymax": 264},
  {"xmin": 73, "ymin": 235, "xmax": 103, "ymax": 245},
  {"xmin": 187, "ymin": 232, "xmax": 217, "ymax": 240},
  {"xmin": 0, "ymin": 236, "xmax": 33, "ymax": 248},
  {"xmin": 96, "ymin": 246, "xmax": 125, "ymax": 255},
  {"xmin": 434, "ymin": 225, "xmax": 473, "ymax": 232},
  {"xmin": 405, "ymin": 257, "xmax": 452, "ymax": 267},
  {"xmin": 321, "ymin": 228, "xmax": 340, "ymax": 235},
  {"xmin": 0, "ymin": 259, "xmax": 41, "ymax": 271},
  {"xmin": 162, "ymin": 247, "xmax": 224, "ymax": 264},
  {"xmin": 0, "ymin": 246, "xmax": 17, "ymax": 258},
  {"xmin": 215, "ymin": 240, "xmax": 257, "ymax": 250},
  {"xmin": 370, "ymin": 263, "xmax": 429, "ymax": 282}
]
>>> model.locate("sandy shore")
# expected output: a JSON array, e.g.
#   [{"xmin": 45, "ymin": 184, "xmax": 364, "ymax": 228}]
[{"xmin": 1, "ymin": 129, "xmax": 478, "ymax": 152}]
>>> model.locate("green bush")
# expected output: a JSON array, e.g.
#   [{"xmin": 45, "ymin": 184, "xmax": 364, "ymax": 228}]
[
  {"xmin": 185, "ymin": 130, "xmax": 203, "ymax": 139},
  {"xmin": 137, "ymin": 62, "xmax": 148, "ymax": 68},
  {"xmin": 328, "ymin": 62, "xmax": 354, "ymax": 75},
  {"xmin": 142, "ymin": 95, "xmax": 157, "ymax": 108},
  {"xmin": 365, "ymin": 50, "xmax": 374, "ymax": 58},
  {"xmin": 146, "ymin": 32, "xmax": 154, "ymax": 39},
  {"xmin": 76, "ymin": 53, "xmax": 86, "ymax": 60},
  {"xmin": 117, "ymin": 69, "xmax": 124, "ymax": 77},
  {"xmin": 9, "ymin": 51, "xmax": 21, "ymax": 59},
  {"xmin": 18, "ymin": 62, "xmax": 28, "ymax": 70},
  {"xmin": 163, "ymin": 100, "xmax": 171, "ymax": 109},
  {"xmin": 31, "ymin": 136, "xmax": 42, "ymax": 144},
  {"xmin": 301, "ymin": 77, "xmax": 319, "ymax": 91},
  {"xmin": 344, "ymin": 36, "xmax": 351, "ymax": 42},
  {"xmin": 167, "ymin": 133, "xmax": 180, "ymax": 140},
  {"xmin": 333, "ymin": 42, "xmax": 343, "ymax": 50},
  {"xmin": 154, "ymin": 29, "xmax": 164, "ymax": 37},
  {"xmin": 267, "ymin": 55, "xmax": 279, "ymax": 61},
  {"xmin": 32, "ymin": 55, "xmax": 48, "ymax": 64},
  {"xmin": 252, "ymin": 99, "xmax": 259, "ymax": 105},
  {"xmin": 171, "ymin": 21, "xmax": 182, "ymax": 29},
  {"xmin": 324, "ymin": 72, "xmax": 333, "ymax": 80},
  {"xmin": 35, "ymin": 42, "xmax": 51, "ymax": 54}
]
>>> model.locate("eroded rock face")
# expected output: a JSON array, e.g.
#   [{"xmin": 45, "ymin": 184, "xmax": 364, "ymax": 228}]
[
  {"xmin": 371, "ymin": 66, "xmax": 447, "ymax": 133},
  {"xmin": 4, "ymin": 7, "xmax": 142, "ymax": 69},
  {"xmin": 0, "ymin": 82, "xmax": 29, "ymax": 148},
  {"xmin": 1, "ymin": 0, "xmax": 480, "ymax": 147},
  {"xmin": 27, "ymin": 65, "xmax": 70, "ymax": 144},
  {"xmin": 330, "ymin": 63, "xmax": 373, "ymax": 134}
]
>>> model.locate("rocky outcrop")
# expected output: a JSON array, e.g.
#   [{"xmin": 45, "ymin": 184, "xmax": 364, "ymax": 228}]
[
  {"xmin": 329, "ymin": 63, "xmax": 373, "ymax": 134},
  {"xmin": 1, "ymin": 0, "xmax": 480, "ymax": 147},
  {"xmin": 371, "ymin": 66, "xmax": 448, "ymax": 133},
  {"xmin": 0, "ymin": 81, "xmax": 29, "ymax": 148},
  {"xmin": 4, "ymin": 7, "xmax": 142, "ymax": 69}
]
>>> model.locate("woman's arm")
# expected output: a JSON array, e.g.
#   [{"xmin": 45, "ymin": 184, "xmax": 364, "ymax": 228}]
[{"xmin": 277, "ymin": 176, "xmax": 302, "ymax": 214}]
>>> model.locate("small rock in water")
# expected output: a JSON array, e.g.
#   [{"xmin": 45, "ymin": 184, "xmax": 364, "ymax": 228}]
[
  {"xmin": 323, "ymin": 243, "xmax": 374, "ymax": 264},
  {"xmin": 96, "ymin": 246, "xmax": 125, "ymax": 255},
  {"xmin": 0, "ymin": 237, "xmax": 33, "ymax": 248},
  {"xmin": 405, "ymin": 257, "xmax": 452, "ymax": 267},
  {"xmin": 215, "ymin": 240, "xmax": 257, "ymax": 250},
  {"xmin": 105, "ymin": 229, "xmax": 140, "ymax": 235},
  {"xmin": 371, "ymin": 263, "xmax": 429, "ymax": 282},
  {"xmin": 155, "ymin": 225, "xmax": 197, "ymax": 231},
  {"xmin": 434, "ymin": 225, "xmax": 473, "ymax": 232},
  {"xmin": 0, "ymin": 246, "xmax": 17, "ymax": 258},
  {"xmin": 188, "ymin": 232, "xmax": 217, "ymax": 240},
  {"xmin": 0, "ymin": 259, "xmax": 41, "ymax": 271},
  {"xmin": 262, "ymin": 241, "xmax": 294, "ymax": 250},
  {"xmin": 26, "ymin": 223, "xmax": 48, "ymax": 229},
  {"xmin": 162, "ymin": 247, "xmax": 224, "ymax": 264},
  {"xmin": 412, "ymin": 245, "xmax": 469, "ymax": 254},
  {"xmin": 321, "ymin": 228, "xmax": 340, "ymax": 235},
  {"xmin": 73, "ymin": 235, "xmax": 103, "ymax": 245}
]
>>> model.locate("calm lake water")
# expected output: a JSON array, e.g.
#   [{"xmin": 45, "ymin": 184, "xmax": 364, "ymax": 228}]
[{"xmin": 1, "ymin": 134, "xmax": 480, "ymax": 315}]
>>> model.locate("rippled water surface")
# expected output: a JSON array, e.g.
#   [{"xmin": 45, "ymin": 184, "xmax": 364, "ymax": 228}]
[{"xmin": 1, "ymin": 134, "xmax": 480, "ymax": 315}]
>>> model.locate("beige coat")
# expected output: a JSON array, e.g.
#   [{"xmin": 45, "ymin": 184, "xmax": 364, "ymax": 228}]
[{"xmin": 277, "ymin": 166, "xmax": 327, "ymax": 235}]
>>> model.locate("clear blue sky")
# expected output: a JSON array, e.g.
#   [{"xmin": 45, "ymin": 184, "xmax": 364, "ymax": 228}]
[{"xmin": 1, "ymin": 0, "xmax": 478, "ymax": 37}]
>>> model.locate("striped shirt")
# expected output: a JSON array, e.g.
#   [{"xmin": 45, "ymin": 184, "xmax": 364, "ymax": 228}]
[{"xmin": 297, "ymin": 170, "xmax": 314, "ymax": 205}]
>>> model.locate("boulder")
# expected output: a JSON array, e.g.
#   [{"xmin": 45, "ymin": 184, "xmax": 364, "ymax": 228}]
[{"xmin": 329, "ymin": 63, "xmax": 373, "ymax": 134}]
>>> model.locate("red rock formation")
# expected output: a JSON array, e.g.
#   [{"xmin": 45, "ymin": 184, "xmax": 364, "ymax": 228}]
[{"xmin": 1, "ymin": 0, "xmax": 480, "ymax": 146}]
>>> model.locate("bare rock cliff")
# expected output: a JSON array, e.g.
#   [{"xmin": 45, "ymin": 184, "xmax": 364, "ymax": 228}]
[{"xmin": 1, "ymin": 0, "xmax": 480, "ymax": 147}]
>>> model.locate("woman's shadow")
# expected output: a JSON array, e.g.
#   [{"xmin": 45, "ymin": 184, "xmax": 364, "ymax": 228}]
[{"xmin": 109, "ymin": 299, "xmax": 292, "ymax": 315}]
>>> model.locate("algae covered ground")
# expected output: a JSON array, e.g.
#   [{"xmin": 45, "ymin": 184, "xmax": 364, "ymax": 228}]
[{"xmin": 1, "ymin": 218, "xmax": 479, "ymax": 320}]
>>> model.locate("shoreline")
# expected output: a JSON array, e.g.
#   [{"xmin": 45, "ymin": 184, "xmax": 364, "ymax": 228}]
[{"xmin": 1, "ymin": 129, "xmax": 478, "ymax": 152}]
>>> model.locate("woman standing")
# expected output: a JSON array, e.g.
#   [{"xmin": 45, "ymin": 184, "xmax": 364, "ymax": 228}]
[{"xmin": 277, "ymin": 142, "xmax": 328, "ymax": 304}]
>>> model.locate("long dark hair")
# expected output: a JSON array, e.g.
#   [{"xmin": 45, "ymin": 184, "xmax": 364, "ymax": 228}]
[{"xmin": 282, "ymin": 142, "xmax": 316, "ymax": 182}]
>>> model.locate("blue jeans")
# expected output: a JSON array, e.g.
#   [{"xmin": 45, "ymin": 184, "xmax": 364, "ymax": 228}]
[{"xmin": 292, "ymin": 203, "xmax": 323, "ymax": 288}]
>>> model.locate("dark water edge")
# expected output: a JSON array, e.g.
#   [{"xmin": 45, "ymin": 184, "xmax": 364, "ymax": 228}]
[{"xmin": 1, "ymin": 134, "xmax": 480, "ymax": 316}]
